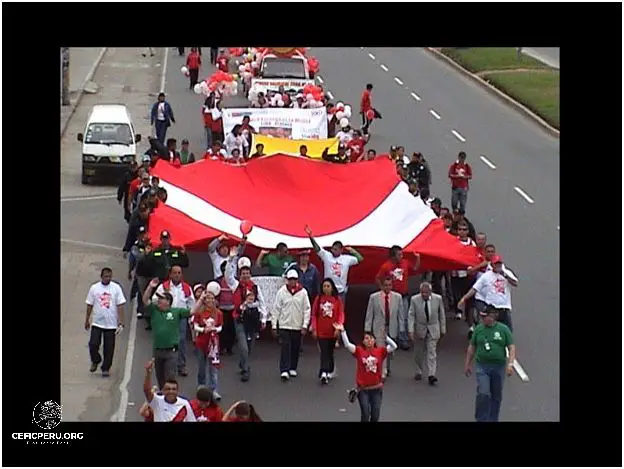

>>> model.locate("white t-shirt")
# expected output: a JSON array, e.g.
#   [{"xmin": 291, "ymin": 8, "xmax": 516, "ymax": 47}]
[
  {"xmin": 149, "ymin": 394, "xmax": 196, "ymax": 422},
  {"xmin": 472, "ymin": 270, "xmax": 514, "ymax": 310},
  {"xmin": 157, "ymin": 102, "xmax": 166, "ymax": 121},
  {"xmin": 318, "ymin": 249, "xmax": 359, "ymax": 294},
  {"xmin": 85, "ymin": 281, "xmax": 126, "ymax": 329},
  {"xmin": 454, "ymin": 238, "xmax": 476, "ymax": 278},
  {"xmin": 336, "ymin": 131, "xmax": 353, "ymax": 145}
]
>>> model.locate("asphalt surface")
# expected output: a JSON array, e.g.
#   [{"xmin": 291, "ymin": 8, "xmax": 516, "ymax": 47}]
[
  {"xmin": 118, "ymin": 47, "xmax": 559, "ymax": 421},
  {"xmin": 523, "ymin": 47, "xmax": 560, "ymax": 68}
]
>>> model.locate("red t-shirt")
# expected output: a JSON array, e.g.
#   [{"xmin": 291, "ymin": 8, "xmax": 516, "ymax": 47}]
[
  {"xmin": 311, "ymin": 295, "xmax": 345, "ymax": 339},
  {"xmin": 347, "ymin": 137, "xmax": 366, "ymax": 162},
  {"xmin": 448, "ymin": 161, "xmax": 472, "ymax": 190},
  {"xmin": 187, "ymin": 52, "xmax": 201, "ymax": 70},
  {"xmin": 360, "ymin": 90, "xmax": 372, "ymax": 113},
  {"xmin": 129, "ymin": 177, "xmax": 141, "ymax": 200},
  {"xmin": 192, "ymin": 308, "xmax": 224, "ymax": 352},
  {"xmin": 376, "ymin": 259, "xmax": 411, "ymax": 295},
  {"xmin": 217, "ymin": 55, "xmax": 229, "ymax": 73},
  {"xmin": 354, "ymin": 346, "xmax": 388, "ymax": 388},
  {"xmin": 190, "ymin": 400, "xmax": 224, "ymax": 422}
]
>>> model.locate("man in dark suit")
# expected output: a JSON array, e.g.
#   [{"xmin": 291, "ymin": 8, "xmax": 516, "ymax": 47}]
[
  {"xmin": 150, "ymin": 93, "xmax": 175, "ymax": 145},
  {"xmin": 408, "ymin": 282, "xmax": 446, "ymax": 386}
]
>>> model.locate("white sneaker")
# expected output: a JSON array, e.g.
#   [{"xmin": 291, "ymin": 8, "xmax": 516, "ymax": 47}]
[
  {"xmin": 213, "ymin": 391, "xmax": 222, "ymax": 401},
  {"xmin": 455, "ymin": 313, "xmax": 463, "ymax": 320},
  {"xmin": 320, "ymin": 372, "xmax": 329, "ymax": 385},
  {"xmin": 288, "ymin": 370, "xmax": 298, "ymax": 377},
  {"xmin": 280, "ymin": 372, "xmax": 289, "ymax": 381},
  {"xmin": 327, "ymin": 372, "xmax": 336, "ymax": 380}
]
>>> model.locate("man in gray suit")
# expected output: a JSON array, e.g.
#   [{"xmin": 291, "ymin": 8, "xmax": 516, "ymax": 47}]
[
  {"xmin": 408, "ymin": 282, "xmax": 446, "ymax": 386},
  {"xmin": 364, "ymin": 277, "xmax": 403, "ymax": 379}
]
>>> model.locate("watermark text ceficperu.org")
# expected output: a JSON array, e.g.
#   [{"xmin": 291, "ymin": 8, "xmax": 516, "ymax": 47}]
[{"xmin": 12, "ymin": 433, "xmax": 84, "ymax": 444}]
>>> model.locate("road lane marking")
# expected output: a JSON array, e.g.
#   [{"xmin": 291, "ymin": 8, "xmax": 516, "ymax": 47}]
[
  {"xmin": 317, "ymin": 76, "xmax": 323, "ymax": 84},
  {"xmin": 394, "ymin": 77, "xmax": 404, "ymax": 86},
  {"xmin": 61, "ymin": 194, "xmax": 117, "ymax": 202},
  {"xmin": 380, "ymin": 64, "xmax": 389, "ymax": 72},
  {"xmin": 429, "ymin": 109, "xmax": 441, "ymax": 120},
  {"xmin": 326, "ymin": 91, "xmax": 334, "ymax": 99},
  {"xmin": 61, "ymin": 239, "xmax": 120, "ymax": 251},
  {"xmin": 368, "ymin": 53, "xmax": 376, "ymax": 60},
  {"xmin": 160, "ymin": 47, "xmax": 168, "ymax": 92},
  {"xmin": 451, "ymin": 129, "xmax": 466, "ymax": 142},
  {"xmin": 113, "ymin": 45, "xmax": 169, "ymax": 422},
  {"xmin": 111, "ymin": 299, "xmax": 140, "ymax": 421},
  {"xmin": 514, "ymin": 186, "xmax": 535, "ymax": 204},
  {"xmin": 479, "ymin": 155, "xmax": 497, "ymax": 170},
  {"xmin": 410, "ymin": 92, "xmax": 421, "ymax": 101}
]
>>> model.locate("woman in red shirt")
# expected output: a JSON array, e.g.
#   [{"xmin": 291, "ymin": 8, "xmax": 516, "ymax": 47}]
[
  {"xmin": 311, "ymin": 278, "xmax": 344, "ymax": 385},
  {"xmin": 192, "ymin": 289, "xmax": 224, "ymax": 399},
  {"xmin": 189, "ymin": 387, "xmax": 224, "ymax": 422},
  {"xmin": 335, "ymin": 323, "xmax": 397, "ymax": 422},
  {"xmin": 222, "ymin": 400, "xmax": 262, "ymax": 422}
]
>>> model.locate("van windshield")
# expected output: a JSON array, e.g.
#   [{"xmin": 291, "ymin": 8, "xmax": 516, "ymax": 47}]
[
  {"xmin": 261, "ymin": 58, "xmax": 306, "ymax": 79},
  {"xmin": 85, "ymin": 123, "xmax": 133, "ymax": 145}
]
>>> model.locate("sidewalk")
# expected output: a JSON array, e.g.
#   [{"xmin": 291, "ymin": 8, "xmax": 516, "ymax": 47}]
[
  {"xmin": 60, "ymin": 47, "xmax": 107, "ymax": 136},
  {"xmin": 521, "ymin": 47, "xmax": 560, "ymax": 69}
]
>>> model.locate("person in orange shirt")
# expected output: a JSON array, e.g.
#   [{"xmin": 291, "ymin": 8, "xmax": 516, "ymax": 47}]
[
  {"xmin": 186, "ymin": 47, "xmax": 202, "ymax": 90},
  {"xmin": 376, "ymin": 246, "xmax": 421, "ymax": 349},
  {"xmin": 360, "ymin": 83, "xmax": 373, "ymax": 136}
]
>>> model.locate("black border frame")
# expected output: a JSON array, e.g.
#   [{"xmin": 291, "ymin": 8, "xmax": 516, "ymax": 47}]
[{"xmin": 3, "ymin": 2, "xmax": 622, "ymax": 467}]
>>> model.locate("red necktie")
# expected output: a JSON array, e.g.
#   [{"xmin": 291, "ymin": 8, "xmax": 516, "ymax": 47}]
[{"xmin": 384, "ymin": 293, "xmax": 390, "ymax": 321}]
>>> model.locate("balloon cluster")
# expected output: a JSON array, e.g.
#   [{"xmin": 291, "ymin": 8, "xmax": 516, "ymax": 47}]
[
  {"xmin": 331, "ymin": 101, "xmax": 353, "ymax": 128},
  {"xmin": 307, "ymin": 56, "xmax": 320, "ymax": 74},
  {"xmin": 193, "ymin": 70, "xmax": 238, "ymax": 97},
  {"xmin": 301, "ymin": 84, "xmax": 325, "ymax": 109},
  {"xmin": 237, "ymin": 48, "xmax": 260, "ymax": 85}
]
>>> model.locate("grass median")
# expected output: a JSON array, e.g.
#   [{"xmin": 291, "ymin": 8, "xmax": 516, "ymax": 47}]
[{"xmin": 440, "ymin": 48, "xmax": 559, "ymax": 129}]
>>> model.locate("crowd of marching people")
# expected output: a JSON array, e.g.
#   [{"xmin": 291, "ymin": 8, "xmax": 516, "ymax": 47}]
[{"xmin": 87, "ymin": 46, "xmax": 520, "ymax": 423}]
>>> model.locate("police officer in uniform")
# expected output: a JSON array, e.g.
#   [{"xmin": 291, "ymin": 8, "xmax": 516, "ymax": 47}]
[
  {"xmin": 129, "ymin": 226, "xmax": 150, "ymax": 319},
  {"xmin": 407, "ymin": 152, "xmax": 431, "ymax": 192}
]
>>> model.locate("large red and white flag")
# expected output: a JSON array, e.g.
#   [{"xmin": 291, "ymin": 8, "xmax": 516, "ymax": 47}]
[{"xmin": 148, "ymin": 155, "xmax": 480, "ymax": 284}]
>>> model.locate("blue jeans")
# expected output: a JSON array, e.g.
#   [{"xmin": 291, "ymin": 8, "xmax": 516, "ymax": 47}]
[
  {"xmin": 196, "ymin": 348, "xmax": 219, "ymax": 392},
  {"xmin": 475, "ymin": 362, "xmax": 506, "ymax": 422},
  {"xmin": 205, "ymin": 127, "xmax": 213, "ymax": 150},
  {"xmin": 154, "ymin": 120, "xmax": 168, "ymax": 145},
  {"xmin": 235, "ymin": 321, "xmax": 255, "ymax": 374},
  {"xmin": 451, "ymin": 187, "xmax": 468, "ymax": 213},
  {"xmin": 357, "ymin": 388, "xmax": 383, "ymax": 422},
  {"xmin": 177, "ymin": 320, "xmax": 188, "ymax": 371}
]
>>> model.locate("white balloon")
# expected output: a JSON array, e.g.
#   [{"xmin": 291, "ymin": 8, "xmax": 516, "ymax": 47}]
[
  {"xmin": 193, "ymin": 83, "xmax": 202, "ymax": 94},
  {"xmin": 336, "ymin": 101, "xmax": 344, "ymax": 109},
  {"xmin": 315, "ymin": 100, "xmax": 325, "ymax": 108},
  {"xmin": 238, "ymin": 256, "xmax": 252, "ymax": 269},
  {"xmin": 251, "ymin": 61, "xmax": 259, "ymax": 69},
  {"xmin": 238, "ymin": 65, "xmax": 245, "ymax": 73},
  {"xmin": 277, "ymin": 99, "xmax": 285, "ymax": 107},
  {"xmin": 339, "ymin": 117, "xmax": 349, "ymax": 128},
  {"xmin": 308, "ymin": 99, "xmax": 317, "ymax": 108},
  {"xmin": 344, "ymin": 105, "xmax": 352, "ymax": 115},
  {"xmin": 206, "ymin": 281, "xmax": 221, "ymax": 297},
  {"xmin": 181, "ymin": 66, "xmax": 188, "ymax": 75},
  {"xmin": 344, "ymin": 109, "xmax": 352, "ymax": 118},
  {"xmin": 335, "ymin": 111, "xmax": 345, "ymax": 120},
  {"xmin": 306, "ymin": 93, "xmax": 314, "ymax": 101}
]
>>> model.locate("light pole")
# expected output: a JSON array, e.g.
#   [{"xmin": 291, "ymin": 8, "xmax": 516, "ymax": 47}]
[{"xmin": 61, "ymin": 47, "xmax": 70, "ymax": 106}]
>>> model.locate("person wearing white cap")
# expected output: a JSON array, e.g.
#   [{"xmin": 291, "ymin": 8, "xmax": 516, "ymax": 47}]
[{"xmin": 271, "ymin": 269, "xmax": 311, "ymax": 381}]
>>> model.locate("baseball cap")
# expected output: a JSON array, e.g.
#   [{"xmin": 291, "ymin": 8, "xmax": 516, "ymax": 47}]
[
  {"xmin": 181, "ymin": 139, "xmax": 189, "ymax": 145},
  {"xmin": 431, "ymin": 197, "xmax": 442, "ymax": 206},
  {"xmin": 155, "ymin": 291, "xmax": 173, "ymax": 304},
  {"xmin": 285, "ymin": 269, "xmax": 299, "ymax": 279},
  {"xmin": 490, "ymin": 255, "xmax": 503, "ymax": 264},
  {"xmin": 193, "ymin": 283, "xmax": 205, "ymax": 295},
  {"xmin": 160, "ymin": 230, "xmax": 170, "ymax": 238},
  {"xmin": 142, "ymin": 154, "xmax": 151, "ymax": 162}
]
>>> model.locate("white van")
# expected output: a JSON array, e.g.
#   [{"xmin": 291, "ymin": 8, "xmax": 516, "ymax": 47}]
[{"xmin": 77, "ymin": 104, "xmax": 141, "ymax": 185}]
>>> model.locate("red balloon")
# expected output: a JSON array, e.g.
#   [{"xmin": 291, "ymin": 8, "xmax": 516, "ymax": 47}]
[
  {"xmin": 240, "ymin": 220, "xmax": 254, "ymax": 236},
  {"xmin": 366, "ymin": 109, "xmax": 375, "ymax": 120}
]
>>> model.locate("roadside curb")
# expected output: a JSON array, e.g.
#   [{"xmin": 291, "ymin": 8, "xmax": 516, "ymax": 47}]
[
  {"xmin": 60, "ymin": 47, "xmax": 108, "ymax": 138},
  {"xmin": 425, "ymin": 48, "xmax": 560, "ymax": 139}
]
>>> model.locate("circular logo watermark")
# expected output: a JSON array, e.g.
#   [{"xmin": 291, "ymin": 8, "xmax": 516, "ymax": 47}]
[{"xmin": 32, "ymin": 401, "xmax": 62, "ymax": 430}]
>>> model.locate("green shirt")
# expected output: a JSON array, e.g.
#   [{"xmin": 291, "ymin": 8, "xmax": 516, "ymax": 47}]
[
  {"xmin": 146, "ymin": 304, "xmax": 191, "ymax": 349},
  {"xmin": 471, "ymin": 322, "xmax": 513, "ymax": 365},
  {"xmin": 262, "ymin": 253, "xmax": 294, "ymax": 276}
]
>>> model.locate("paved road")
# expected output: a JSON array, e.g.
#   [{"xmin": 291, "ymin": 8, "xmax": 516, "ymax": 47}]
[
  {"xmin": 522, "ymin": 47, "xmax": 560, "ymax": 69},
  {"xmin": 60, "ymin": 47, "xmax": 164, "ymax": 421},
  {"xmin": 116, "ymin": 48, "xmax": 559, "ymax": 421}
]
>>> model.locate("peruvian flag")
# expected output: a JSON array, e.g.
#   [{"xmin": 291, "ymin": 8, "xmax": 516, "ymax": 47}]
[{"xmin": 147, "ymin": 155, "xmax": 480, "ymax": 284}]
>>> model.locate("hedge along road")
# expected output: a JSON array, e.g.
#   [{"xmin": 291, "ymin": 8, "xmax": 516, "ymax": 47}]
[{"xmin": 118, "ymin": 47, "xmax": 558, "ymax": 422}]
